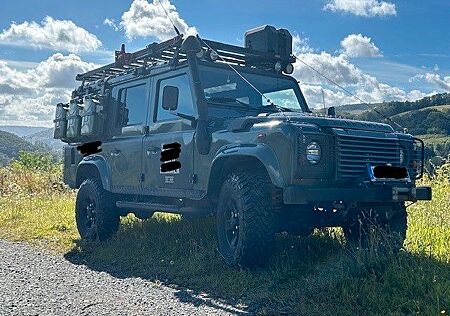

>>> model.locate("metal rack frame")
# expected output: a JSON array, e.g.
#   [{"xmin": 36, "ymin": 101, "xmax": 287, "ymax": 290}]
[{"xmin": 76, "ymin": 35, "xmax": 296, "ymax": 83}]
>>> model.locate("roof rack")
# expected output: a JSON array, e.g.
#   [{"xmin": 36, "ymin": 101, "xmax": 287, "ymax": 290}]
[
  {"xmin": 76, "ymin": 35, "xmax": 184, "ymax": 82},
  {"xmin": 76, "ymin": 35, "xmax": 296, "ymax": 83}
]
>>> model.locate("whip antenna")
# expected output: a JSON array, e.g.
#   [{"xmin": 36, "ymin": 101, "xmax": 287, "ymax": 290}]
[{"xmin": 156, "ymin": 0, "xmax": 181, "ymax": 36}]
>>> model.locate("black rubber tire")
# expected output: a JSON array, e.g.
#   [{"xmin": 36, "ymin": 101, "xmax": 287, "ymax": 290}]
[
  {"xmin": 343, "ymin": 204, "xmax": 407, "ymax": 253},
  {"xmin": 216, "ymin": 173, "xmax": 275, "ymax": 267},
  {"xmin": 75, "ymin": 179, "xmax": 120, "ymax": 241}
]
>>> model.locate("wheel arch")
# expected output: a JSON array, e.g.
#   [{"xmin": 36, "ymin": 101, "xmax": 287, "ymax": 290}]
[
  {"xmin": 207, "ymin": 144, "xmax": 284, "ymax": 200},
  {"xmin": 75, "ymin": 156, "xmax": 111, "ymax": 190}
]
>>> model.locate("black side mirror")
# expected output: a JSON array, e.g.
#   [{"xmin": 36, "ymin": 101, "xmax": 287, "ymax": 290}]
[
  {"xmin": 162, "ymin": 85, "xmax": 179, "ymax": 111},
  {"xmin": 327, "ymin": 106, "xmax": 336, "ymax": 116}
]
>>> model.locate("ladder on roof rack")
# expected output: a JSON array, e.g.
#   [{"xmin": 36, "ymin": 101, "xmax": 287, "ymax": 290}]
[{"xmin": 76, "ymin": 35, "xmax": 296, "ymax": 83}]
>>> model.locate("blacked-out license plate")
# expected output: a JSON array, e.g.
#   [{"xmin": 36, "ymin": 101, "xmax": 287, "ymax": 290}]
[{"xmin": 369, "ymin": 165, "xmax": 409, "ymax": 180}]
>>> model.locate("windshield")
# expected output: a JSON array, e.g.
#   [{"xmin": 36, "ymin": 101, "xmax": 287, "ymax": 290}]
[{"xmin": 199, "ymin": 65, "xmax": 306, "ymax": 112}]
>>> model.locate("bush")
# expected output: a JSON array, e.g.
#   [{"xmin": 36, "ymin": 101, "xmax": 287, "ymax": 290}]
[{"xmin": 0, "ymin": 151, "xmax": 67, "ymax": 197}]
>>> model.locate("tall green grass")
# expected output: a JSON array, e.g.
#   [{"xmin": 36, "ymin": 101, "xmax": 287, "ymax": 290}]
[{"xmin": 0, "ymin": 155, "xmax": 449, "ymax": 315}]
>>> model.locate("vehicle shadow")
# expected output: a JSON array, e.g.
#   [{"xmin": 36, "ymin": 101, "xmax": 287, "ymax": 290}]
[{"xmin": 64, "ymin": 216, "xmax": 450, "ymax": 315}]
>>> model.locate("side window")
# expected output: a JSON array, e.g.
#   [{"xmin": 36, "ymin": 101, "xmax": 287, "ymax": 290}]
[
  {"xmin": 120, "ymin": 84, "xmax": 147, "ymax": 126},
  {"xmin": 156, "ymin": 74, "xmax": 195, "ymax": 121}
]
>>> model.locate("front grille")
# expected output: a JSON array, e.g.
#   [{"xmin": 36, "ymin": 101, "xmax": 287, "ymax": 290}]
[{"xmin": 337, "ymin": 134, "xmax": 400, "ymax": 179}]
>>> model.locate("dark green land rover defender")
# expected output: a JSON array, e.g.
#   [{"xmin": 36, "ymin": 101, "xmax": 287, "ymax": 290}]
[{"xmin": 55, "ymin": 26, "xmax": 431, "ymax": 267}]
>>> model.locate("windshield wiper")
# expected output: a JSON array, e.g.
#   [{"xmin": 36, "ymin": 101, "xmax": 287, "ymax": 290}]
[
  {"xmin": 262, "ymin": 103, "xmax": 296, "ymax": 113},
  {"xmin": 207, "ymin": 96, "xmax": 249, "ymax": 107}
]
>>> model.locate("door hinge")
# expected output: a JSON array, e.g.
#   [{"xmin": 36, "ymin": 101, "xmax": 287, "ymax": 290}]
[
  {"xmin": 139, "ymin": 173, "xmax": 145, "ymax": 183},
  {"xmin": 190, "ymin": 174, "xmax": 197, "ymax": 184}
]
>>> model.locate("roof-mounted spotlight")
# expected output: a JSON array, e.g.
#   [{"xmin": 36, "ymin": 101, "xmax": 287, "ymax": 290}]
[
  {"xmin": 209, "ymin": 50, "xmax": 219, "ymax": 61},
  {"xmin": 284, "ymin": 63, "xmax": 294, "ymax": 74},
  {"xmin": 274, "ymin": 61, "xmax": 282, "ymax": 73},
  {"xmin": 196, "ymin": 48, "xmax": 205, "ymax": 59}
]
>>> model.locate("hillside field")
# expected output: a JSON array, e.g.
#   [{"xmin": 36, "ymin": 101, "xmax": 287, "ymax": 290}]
[{"xmin": 0, "ymin": 154, "xmax": 449, "ymax": 315}]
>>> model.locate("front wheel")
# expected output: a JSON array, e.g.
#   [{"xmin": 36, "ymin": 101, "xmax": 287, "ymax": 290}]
[
  {"xmin": 75, "ymin": 179, "xmax": 120, "ymax": 241},
  {"xmin": 343, "ymin": 204, "xmax": 407, "ymax": 253},
  {"xmin": 216, "ymin": 173, "xmax": 275, "ymax": 267}
]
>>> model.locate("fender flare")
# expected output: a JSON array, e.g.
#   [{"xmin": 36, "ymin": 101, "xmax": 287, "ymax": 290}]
[
  {"xmin": 210, "ymin": 144, "xmax": 285, "ymax": 188},
  {"xmin": 76, "ymin": 155, "xmax": 112, "ymax": 190}
]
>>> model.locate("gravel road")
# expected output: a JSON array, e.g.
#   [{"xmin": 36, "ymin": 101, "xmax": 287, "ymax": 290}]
[{"xmin": 0, "ymin": 240, "xmax": 244, "ymax": 316}]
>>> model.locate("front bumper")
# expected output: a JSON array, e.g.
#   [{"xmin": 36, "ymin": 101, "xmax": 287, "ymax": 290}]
[{"xmin": 283, "ymin": 184, "xmax": 432, "ymax": 204}]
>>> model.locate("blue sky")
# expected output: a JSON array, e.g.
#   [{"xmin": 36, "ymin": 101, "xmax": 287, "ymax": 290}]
[{"xmin": 0, "ymin": 0, "xmax": 449, "ymax": 126}]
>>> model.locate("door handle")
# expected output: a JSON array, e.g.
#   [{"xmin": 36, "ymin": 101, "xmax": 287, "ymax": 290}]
[
  {"xmin": 146, "ymin": 147, "xmax": 160, "ymax": 156},
  {"xmin": 110, "ymin": 149, "xmax": 121, "ymax": 157}
]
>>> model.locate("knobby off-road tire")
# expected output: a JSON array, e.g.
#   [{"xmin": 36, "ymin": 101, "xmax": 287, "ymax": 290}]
[
  {"xmin": 343, "ymin": 203, "xmax": 407, "ymax": 253},
  {"xmin": 75, "ymin": 179, "xmax": 120, "ymax": 241},
  {"xmin": 216, "ymin": 173, "xmax": 275, "ymax": 268}
]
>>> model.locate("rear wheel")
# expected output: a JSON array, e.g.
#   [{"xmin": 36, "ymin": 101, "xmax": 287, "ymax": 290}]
[
  {"xmin": 343, "ymin": 204, "xmax": 407, "ymax": 253},
  {"xmin": 75, "ymin": 179, "xmax": 120, "ymax": 241},
  {"xmin": 216, "ymin": 173, "xmax": 275, "ymax": 267}
]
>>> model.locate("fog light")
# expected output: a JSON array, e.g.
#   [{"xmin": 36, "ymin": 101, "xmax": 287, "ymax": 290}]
[{"xmin": 306, "ymin": 141, "xmax": 321, "ymax": 164}]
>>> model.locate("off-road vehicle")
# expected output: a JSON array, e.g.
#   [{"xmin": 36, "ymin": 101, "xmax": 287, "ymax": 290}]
[{"xmin": 55, "ymin": 25, "xmax": 432, "ymax": 267}]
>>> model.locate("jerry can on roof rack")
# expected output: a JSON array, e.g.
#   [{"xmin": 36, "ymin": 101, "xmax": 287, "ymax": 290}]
[
  {"xmin": 66, "ymin": 101, "xmax": 83, "ymax": 139},
  {"xmin": 80, "ymin": 97, "xmax": 104, "ymax": 137},
  {"xmin": 53, "ymin": 103, "xmax": 68, "ymax": 140}
]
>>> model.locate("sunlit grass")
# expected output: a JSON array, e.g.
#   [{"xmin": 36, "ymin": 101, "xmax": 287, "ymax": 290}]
[{"xmin": 0, "ymin": 160, "xmax": 449, "ymax": 315}]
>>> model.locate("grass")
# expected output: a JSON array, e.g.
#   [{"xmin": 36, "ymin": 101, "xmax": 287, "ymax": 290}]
[{"xmin": 0, "ymin": 161, "xmax": 449, "ymax": 315}]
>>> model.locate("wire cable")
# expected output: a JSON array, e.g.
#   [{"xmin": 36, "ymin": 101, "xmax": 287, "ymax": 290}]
[
  {"xmin": 294, "ymin": 55, "xmax": 405, "ymax": 130},
  {"xmin": 200, "ymin": 39, "xmax": 272, "ymax": 104}
]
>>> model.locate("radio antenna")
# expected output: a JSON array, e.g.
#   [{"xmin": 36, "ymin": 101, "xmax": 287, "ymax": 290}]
[{"xmin": 156, "ymin": 0, "xmax": 181, "ymax": 36}]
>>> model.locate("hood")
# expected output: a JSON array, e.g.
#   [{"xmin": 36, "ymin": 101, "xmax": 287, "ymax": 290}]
[{"xmin": 227, "ymin": 112, "xmax": 394, "ymax": 133}]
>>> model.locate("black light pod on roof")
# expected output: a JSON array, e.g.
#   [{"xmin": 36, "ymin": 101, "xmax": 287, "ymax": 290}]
[{"xmin": 245, "ymin": 25, "xmax": 293, "ymax": 61}]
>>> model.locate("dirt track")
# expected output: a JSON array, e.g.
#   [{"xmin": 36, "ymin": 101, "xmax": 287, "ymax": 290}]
[{"xmin": 0, "ymin": 240, "xmax": 244, "ymax": 316}]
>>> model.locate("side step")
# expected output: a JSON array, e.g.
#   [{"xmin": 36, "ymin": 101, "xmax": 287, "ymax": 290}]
[{"xmin": 116, "ymin": 201, "xmax": 180, "ymax": 213}]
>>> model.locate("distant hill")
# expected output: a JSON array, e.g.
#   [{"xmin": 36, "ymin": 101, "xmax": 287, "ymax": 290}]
[
  {"xmin": 0, "ymin": 125, "xmax": 47, "ymax": 137},
  {"xmin": 0, "ymin": 130, "xmax": 36, "ymax": 166},
  {"xmin": 336, "ymin": 103, "xmax": 382, "ymax": 115},
  {"xmin": 26, "ymin": 128, "xmax": 62, "ymax": 153},
  {"xmin": 351, "ymin": 93, "xmax": 450, "ymax": 134},
  {"xmin": 347, "ymin": 92, "xmax": 450, "ymax": 159}
]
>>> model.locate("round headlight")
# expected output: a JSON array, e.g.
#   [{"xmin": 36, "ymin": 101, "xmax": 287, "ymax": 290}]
[
  {"xmin": 399, "ymin": 148, "xmax": 405, "ymax": 164},
  {"xmin": 306, "ymin": 142, "xmax": 321, "ymax": 164}
]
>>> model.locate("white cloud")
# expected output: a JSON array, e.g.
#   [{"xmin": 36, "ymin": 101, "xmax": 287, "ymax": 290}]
[
  {"xmin": 340, "ymin": 34, "xmax": 382, "ymax": 58},
  {"xmin": 425, "ymin": 73, "xmax": 450, "ymax": 91},
  {"xmin": 292, "ymin": 34, "xmax": 313, "ymax": 54},
  {"xmin": 0, "ymin": 16, "xmax": 102, "ymax": 53},
  {"xmin": 293, "ymin": 51, "xmax": 371, "ymax": 87},
  {"xmin": 411, "ymin": 73, "xmax": 450, "ymax": 92},
  {"xmin": 0, "ymin": 55, "xmax": 95, "ymax": 126},
  {"xmin": 324, "ymin": 0, "xmax": 397, "ymax": 17},
  {"xmin": 103, "ymin": 18, "xmax": 119, "ymax": 31},
  {"xmin": 292, "ymin": 43, "xmax": 426, "ymax": 107},
  {"xmin": 34, "ymin": 54, "xmax": 96, "ymax": 89},
  {"xmin": 120, "ymin": 0, "xmax": 197, "ymax": 40}
]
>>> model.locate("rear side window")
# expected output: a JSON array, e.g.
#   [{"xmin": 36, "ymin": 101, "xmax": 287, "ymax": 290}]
[
  {"xmin": 119, "ymin": 84, "xmax": 147, "ymax": 126},
  {"xmin": 156, "ymin": 74, "xmax": 195, "ymax": 121}
]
